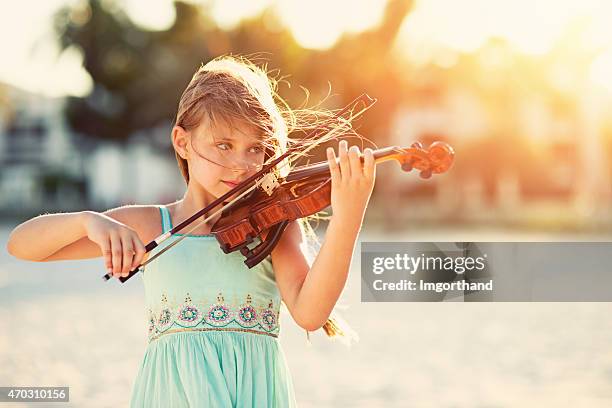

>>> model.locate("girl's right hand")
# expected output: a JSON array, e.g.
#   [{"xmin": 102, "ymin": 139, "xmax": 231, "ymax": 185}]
[{"xmin": 83, "ymin": 212, "xmax": 147, "ymax": 278}]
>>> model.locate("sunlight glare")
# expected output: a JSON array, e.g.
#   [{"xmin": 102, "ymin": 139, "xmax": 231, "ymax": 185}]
[
  {"xmin": 208, "ymin": 0, "xmax": 274, "ymax": 30},
  {"xmin": 590, "ymin": 51, "xmax": 612, "ymax": 93},
  {"xmin": 275, "ymin": 0, "xmax": 387, "ymax": 50},
  {"xmin": 123, "ymin": 0, "xmax": 176, "ymax": 31},
  {"xmin": 398, "ymin": 0, "xmax": 612, "ymax": 59}
]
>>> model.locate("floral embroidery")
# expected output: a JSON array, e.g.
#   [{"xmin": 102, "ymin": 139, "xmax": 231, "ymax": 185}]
[
  {"xmin": 148, "ymin": 309, "xmax": 156, "ymax": 335},
  {"xmin": 179, "ymin": 306, "xmax": 200, "ymax": 322},
  {"xmin": 159, "ymin": 309, "xmax": 172, "ymax": 325},
  {"xmin": 207, "ymin": 293, "xmax": 232, "ymax": 326},
  {"xmin": 157, "ymin": 294, "xmax": 173, "ymax": 330},
  {"xmin": 177, "ymin": 293, "xmax": 202, "ymax": 327},
  {"xmin": 147, "ymin": 292, "xmax": 280, "ymax": 341},
  {"xmin": 260, "ymin": 300, "xmax": 277, "ymax": 331},
  {"xmin": 237, "ymin": 294, "xmax": 258, "ymax": 327}
]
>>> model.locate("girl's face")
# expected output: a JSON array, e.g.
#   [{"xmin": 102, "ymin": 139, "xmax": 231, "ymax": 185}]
[{"xmin": 178, "ymin": 117, "xmax": 266, "ymax": 198}]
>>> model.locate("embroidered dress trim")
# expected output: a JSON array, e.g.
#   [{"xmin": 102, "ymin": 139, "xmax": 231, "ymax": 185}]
[
  {"xmin": 147, "ymin": 292, "xmax": 280, "ymax": 342},
  {"xmin": 149, "ymin": 327, "xmax": 279, "ymax": 342}
]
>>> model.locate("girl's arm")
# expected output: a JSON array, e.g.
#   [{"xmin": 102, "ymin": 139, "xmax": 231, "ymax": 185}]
[
  {"xmin": 6, "ymin": 206, "xmax": 152, "ymax": 278},
  {"xmin": 7, "ymin": 211, "xmax": 94, "ymax": 261},
  {"xmin": 272, "ymin": 141, "xmax": 375, "ymax": 331}
]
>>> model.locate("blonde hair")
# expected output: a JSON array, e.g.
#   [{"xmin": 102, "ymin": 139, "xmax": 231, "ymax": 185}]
[
  {"xmin": 172, "ymin": 55, "xmax": 359, "ymax": 345},
  {"xmin": 174, "ymin": 55, "xmax": 290, "ymax": 184}
]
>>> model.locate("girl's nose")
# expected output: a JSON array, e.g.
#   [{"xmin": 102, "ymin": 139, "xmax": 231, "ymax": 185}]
[
  {"xmin": 231, "ymin": 164, "xmax": 261, "ymax": 175},
  {"xmin": 231, "ymin": 157, "xmax": 262, "ymax": 173}
]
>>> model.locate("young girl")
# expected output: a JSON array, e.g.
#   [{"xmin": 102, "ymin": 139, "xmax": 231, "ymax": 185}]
[{"xmin": 6, "ymin": 55, "xmax": 376, "ymax": 407}]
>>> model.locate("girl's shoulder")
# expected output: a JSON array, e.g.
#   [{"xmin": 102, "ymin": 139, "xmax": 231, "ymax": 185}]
[{"xmin": 104, "ymin": 204, "xmax": 165, "ymax": 243}]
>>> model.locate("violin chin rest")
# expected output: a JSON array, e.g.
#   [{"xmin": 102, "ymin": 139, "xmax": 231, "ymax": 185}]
[{"xmin": 243, "ymin": 220, "xmax": 290, "ymax": 268}]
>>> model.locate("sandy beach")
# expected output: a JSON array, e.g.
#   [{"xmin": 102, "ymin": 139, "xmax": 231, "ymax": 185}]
[{"xmin": 2, "ymin": 225, "xmax": 612, "ymax": 407}]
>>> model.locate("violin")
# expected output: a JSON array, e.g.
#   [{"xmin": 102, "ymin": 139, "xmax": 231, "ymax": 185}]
[
  {"xmin": 104, "ymin": 140, "xmax": 454, "ymax": 283},
  {"xmin": 212, "ymin": 141, "xmax": 454, "ymax": 267}
]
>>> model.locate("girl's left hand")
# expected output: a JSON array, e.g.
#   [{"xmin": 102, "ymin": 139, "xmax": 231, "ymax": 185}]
[{"xmin": 326, "ymin": 140, "xmax": 376, "ymax": 229}]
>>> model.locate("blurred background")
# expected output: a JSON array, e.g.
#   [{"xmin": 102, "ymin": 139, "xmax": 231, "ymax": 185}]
[{"xmin": 2, "ymin": 0, "xmax": 612, "ymax": 407}]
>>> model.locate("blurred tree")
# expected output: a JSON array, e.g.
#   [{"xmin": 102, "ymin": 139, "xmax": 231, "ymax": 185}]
[
  {"xmin": 294, "ymin": 0, "xmax": 414, "ymax": 148},
  {"xmin": 53, "ymin": 0, "xmax": 415, "ymax": 209},
  {"xmin": 54, "ymin": 0, "xmax": 219, "ymax": 144},
  {"xmin": 54, "ymin": 0, "xmax": 413, "ymax": 148}
]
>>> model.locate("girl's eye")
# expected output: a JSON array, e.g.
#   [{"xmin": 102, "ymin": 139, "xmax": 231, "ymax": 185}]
[
  {"xmin": 217, "ymin": 143, "xmax": 231, "ymax": 151},
  {"xmin": 249, "ymin": 145, "xmax": 263, "ymax": 154}
]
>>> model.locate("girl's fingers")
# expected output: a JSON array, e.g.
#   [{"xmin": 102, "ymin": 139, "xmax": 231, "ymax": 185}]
[
  {"xmin": 110, "ymin": 232, "xmax": 122, "ymax": 277},
  {"xmin": 121, "ymin": 235, "xmax": 135, "ymax": 277},
  {"xmin": 132, "ymin": 237, "xmax": 146, "ymax": 271},
  {"xmin": 348, "ymin": 145, "xmax": 362, "ymax": 179},
  {"xmin": 338, "ymin": 140, "xmax": 351, "ymax": 180},
  {"xmin": 364, "ymin": 148, "xmax": 375, "ymax": 180},
  {"xmin": 102, "ymin": 238, "xmax": 113, "ymax": 276},
  {"xmin": 327, "ymin": 147, "xmax": 341, "ymax": 186}
]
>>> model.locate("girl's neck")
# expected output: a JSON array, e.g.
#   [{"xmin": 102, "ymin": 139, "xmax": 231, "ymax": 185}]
[{"xmin": 170, "ymin": 184, "xmax": 221, "ymax": 234}]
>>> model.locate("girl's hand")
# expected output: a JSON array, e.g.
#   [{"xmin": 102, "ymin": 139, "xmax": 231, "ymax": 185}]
[
  {"xmin": 326, "ymin": 140, "xmax": 376, "ymax": 230},
  {"xmin": 83, "ymin": 212, "xmax": 147, "ymax": 278}
]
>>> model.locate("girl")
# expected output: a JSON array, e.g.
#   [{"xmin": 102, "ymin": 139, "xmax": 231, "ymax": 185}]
[{"xmin": 6, "ymin": 55, "xmax": 376, "ymax": 407}]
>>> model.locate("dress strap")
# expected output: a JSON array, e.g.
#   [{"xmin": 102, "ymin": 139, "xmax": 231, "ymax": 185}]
[{"xmin": 158, "ymin": 205, "xmax": 172, "ymax": 233}]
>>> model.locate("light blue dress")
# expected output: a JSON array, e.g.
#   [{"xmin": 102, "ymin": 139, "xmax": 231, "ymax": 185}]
[{"xmin": 130, "ymin": 205, "xmax": 298, "ymax": 407}]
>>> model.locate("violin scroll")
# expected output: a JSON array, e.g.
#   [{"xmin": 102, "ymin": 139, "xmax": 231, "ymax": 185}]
[{"xmin": 397, "ymin": 141, "xmax": 454, "ymax": 179}]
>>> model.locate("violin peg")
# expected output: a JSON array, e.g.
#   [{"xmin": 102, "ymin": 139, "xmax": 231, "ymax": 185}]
[
  {"xmin": 427, "ymin": 141, "xmax": 455, "ymax": 173},
  {"xmin": 419, "ymin": 169, "xmax": 432, "ymax": 179},
  {"xmin": 401, "ymin": 159, "xmax": 414, "ymax": 172}
]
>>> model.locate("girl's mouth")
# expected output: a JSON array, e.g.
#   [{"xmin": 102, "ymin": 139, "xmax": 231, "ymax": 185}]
[{"xmin": 222, "ymin": 180, "xmax": 239, "ymax": 188}]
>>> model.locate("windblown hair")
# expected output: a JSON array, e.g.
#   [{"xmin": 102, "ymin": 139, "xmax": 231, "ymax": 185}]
[
  {"xmin": 174, "ymin": 55, "xmax": 291, "ymax": 184},
  {"xmin": 172, "ymin": 54, "xmax": 364, "ymax": 346}
]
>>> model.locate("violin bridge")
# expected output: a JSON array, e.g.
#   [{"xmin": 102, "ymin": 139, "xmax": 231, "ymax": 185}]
[{"xmin": 260, "ymin": 172, "xmax": 280, "ymax": 196}]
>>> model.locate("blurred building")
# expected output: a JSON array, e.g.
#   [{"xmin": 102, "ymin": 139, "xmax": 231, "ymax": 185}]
[
  {"xmin": 0, "ymin": 83, "xmax": 89, "ymax": 215},
  {"xmin": 0, "ymin": 83, "xmax": 184, "ymax": 217},
  {"xmin": 382, "ymin": 73, "xmax": 612, "ymax": 229}
]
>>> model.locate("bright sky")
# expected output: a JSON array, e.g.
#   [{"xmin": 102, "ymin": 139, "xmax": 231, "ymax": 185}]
[{"xmin": 1, "ymin": 0, "xmax": 612, "ymax": 97}]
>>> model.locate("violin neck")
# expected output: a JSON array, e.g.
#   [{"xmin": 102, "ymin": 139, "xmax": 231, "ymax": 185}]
[{"xmin": 285, "ymin": 146, "xmax": 399, "ymax": 182}]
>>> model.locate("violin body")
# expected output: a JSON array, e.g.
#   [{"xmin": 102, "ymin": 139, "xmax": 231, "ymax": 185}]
[{"xmin": 212, "ymin": 177, "xmax": 332, "ymax": 266}]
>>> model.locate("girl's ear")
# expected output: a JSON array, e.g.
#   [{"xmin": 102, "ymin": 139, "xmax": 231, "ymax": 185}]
[{"xmin": 172, "ymin": 125, "xmax": 190, "ymax": 159}]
